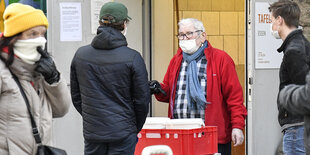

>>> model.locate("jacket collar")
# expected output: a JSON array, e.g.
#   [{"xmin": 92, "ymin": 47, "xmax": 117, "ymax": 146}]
[
  {"xmin": 91, "ymin": 26, "xmax": 128, "ymax": 50},
  {"xmin": 1, "ymin": 52, "xmax": 38, "ymax": 81},
  {"xmin": 277, "ymin": 29, "xmax": 303, "ymax": 53}
]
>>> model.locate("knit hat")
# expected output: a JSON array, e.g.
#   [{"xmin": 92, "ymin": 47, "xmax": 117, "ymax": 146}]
[
  {"xmin": 3, "ymin": 3, "xmax": 48, "ymax": 37},
  {"xmin": 99, "ymin": 2, "xmax": 131, "ymax": 23}
]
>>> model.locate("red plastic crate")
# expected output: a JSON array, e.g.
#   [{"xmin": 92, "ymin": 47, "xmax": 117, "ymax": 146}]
[{"xmin": 135, "ymin": 126, "xmax": 218, "ymax": 155}]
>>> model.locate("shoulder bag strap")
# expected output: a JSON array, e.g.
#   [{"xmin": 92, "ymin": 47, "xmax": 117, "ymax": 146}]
[{"xmin": 10, "ymin": 70, "xmax": 42, "ymax": 144}]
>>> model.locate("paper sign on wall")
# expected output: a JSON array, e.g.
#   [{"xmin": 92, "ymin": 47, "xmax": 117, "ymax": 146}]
[
  {"xmin": 255, "ymin": 2, "xmax": 283, "ymax": 69},
  {"xmin": 60, "ymin": 2, "xmax": 82, "ymax": 42}
]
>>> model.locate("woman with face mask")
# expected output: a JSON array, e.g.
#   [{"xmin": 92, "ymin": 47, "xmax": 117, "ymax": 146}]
[{"xmin": 0, "ymin": 3, "xmax": 71, "ymax": 154}]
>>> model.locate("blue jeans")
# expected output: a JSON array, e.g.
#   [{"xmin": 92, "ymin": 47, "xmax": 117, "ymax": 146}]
[{"xmin": 283, "ymin": 126, "xmax": 306, "ymax": 155}]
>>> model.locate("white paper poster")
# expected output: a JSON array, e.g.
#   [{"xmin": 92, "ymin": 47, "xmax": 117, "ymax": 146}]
[
  {"xmin": 91, "ymin": 0, "xmax": 113, "ymax": 34},
  {"xmin": 60, "ymin": 3, "xmax": 82, "ymax": 41},
  {"xmin": 255, "ymin": 2, "xmax": 283, "ymax": 69}
]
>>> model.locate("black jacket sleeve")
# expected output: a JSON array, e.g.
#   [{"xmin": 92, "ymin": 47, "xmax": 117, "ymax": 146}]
[
  {"xmin": 279, "ymin": 72, "xmax": 310, "ymax": 115},
  {"xmin": 131, "ymin": 54, "xmax": 150, "ymax": 132},
  {"xmin": 70, "ymin": 56, "xmax": 82, "ymax": 115}
]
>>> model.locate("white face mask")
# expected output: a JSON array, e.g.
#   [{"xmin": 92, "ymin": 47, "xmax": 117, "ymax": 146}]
[
  {"xmin": 122, "ymin": 24, "xmax": 127, "ymax": 36},
  {"xmin": 13, "ymin": 37, "xmax": 46, "ymax": 64},
  {"xmin": 270, "ymin": 23, "xmax": 281, "ymax": 39},
  {"xmin": 179, "ymin": 39, "xmax": 200, "ymax": 54}
]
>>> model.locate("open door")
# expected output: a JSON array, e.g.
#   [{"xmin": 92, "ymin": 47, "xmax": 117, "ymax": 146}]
[{"xmin": 247, "ymin": 0, "xmax": 283, "ymax": 154}]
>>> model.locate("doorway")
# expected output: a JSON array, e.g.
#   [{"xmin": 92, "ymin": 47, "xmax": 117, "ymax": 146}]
[{"xmin": 151, "ymin": 0, "xmax": 246, "ymax": 154}]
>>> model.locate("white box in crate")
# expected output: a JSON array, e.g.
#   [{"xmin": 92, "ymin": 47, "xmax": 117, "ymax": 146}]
[
  {"xmin": 142, "ymin": 117, "xmax": 170, "ymax": 129},
  {"xmin": 165, "ymin": 118, "xmax": 205, "ymax": 129}
]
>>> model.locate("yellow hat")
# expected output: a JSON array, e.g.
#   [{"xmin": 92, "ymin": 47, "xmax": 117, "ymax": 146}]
[{"xmin": 3, "ymin": 3, "xmax": 48, "ymax": 37}]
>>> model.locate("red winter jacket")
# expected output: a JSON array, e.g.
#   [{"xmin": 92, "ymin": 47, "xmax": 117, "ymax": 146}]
[{"xmin": 155, "ymin": 42, "xmax": 247, "ymax": 144}]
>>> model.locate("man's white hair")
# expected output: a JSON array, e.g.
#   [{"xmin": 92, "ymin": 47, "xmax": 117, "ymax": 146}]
[{"xmin": 178, "ymin": 18, "xmax": 205, "ymax": 32}]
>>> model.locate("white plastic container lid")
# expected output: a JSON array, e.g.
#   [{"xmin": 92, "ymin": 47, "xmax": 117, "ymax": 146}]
[
  {"xmin": 165, "ymin": 118, "xmax": 205, "ymax": 129},
  {"xmin": 142, "ymin": 117, "xmax": 170, "ymax": 129}
]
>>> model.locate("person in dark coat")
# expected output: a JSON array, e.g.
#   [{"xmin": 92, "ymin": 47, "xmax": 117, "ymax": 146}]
[
  {"xmin": 70, "ymin": 2, "xmax": 150, "ymax": 155},
  {"xmin": 279, "ymin": 72, "xmax": 310, "ymax": 154},
  {"xmin": 269, "ymin": 1, "xmax": 310, "ymax": 154}
]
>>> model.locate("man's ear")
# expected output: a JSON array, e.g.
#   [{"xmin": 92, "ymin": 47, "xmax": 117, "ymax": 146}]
[
  {"xmin": 201, "ymin": 31, "xmax": 207, "ymax": 42},
  {"xmin": 278, "ymin": 16, "xmax": 284, "ymax": 25},
  {"xmin": 202, "ymin": 32, "xmax": 207, "ymax": 38}
]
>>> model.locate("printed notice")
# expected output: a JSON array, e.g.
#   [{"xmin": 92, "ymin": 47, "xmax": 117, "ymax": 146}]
[
  {"xmin": 60, "ymin": 3, "xmax": 82, "ymax": 41},
  {"xmin": 255, "ymin": 2, "xmax": 283, "ymax": 69},
  {"xmin": 91, "ymin": 0, "xmax": 113, "ymax": 34}
]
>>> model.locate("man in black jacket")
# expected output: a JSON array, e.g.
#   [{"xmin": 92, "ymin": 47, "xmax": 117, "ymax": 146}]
[
  {"xmin": 269, "ymin": 1, "xmax": 310, "ymax": 154},
  {"xmin": 70, "ymin": 2, "xmax": 150, "ymax": 155}
]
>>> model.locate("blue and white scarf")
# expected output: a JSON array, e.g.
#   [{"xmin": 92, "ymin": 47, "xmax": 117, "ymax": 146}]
[{"xmin": 182, "ymin": 41, "xmax": 208, "ymax": 111}]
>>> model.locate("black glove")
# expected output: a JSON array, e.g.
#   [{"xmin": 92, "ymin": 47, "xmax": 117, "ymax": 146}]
[
  {"xmin": 35, "ymin": 47, "xmax": 60, "ymax": 84},
  {"xmin": 149, "ymin": 80, "xmax": 166, "ymax": 96}
]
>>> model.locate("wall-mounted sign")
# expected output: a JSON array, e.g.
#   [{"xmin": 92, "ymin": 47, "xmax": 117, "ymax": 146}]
[
  {"xmin": 60, "ymin": 2, "xmax": 82, "ymax": 42},
  {"xmin": 255, "ymin": 2, "xmax": 283, "ymax": 69}
]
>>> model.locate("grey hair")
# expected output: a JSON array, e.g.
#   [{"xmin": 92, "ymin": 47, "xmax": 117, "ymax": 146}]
[{"xmin": 178, "ymin": 18, "xmax": 205, "ymax": 32}]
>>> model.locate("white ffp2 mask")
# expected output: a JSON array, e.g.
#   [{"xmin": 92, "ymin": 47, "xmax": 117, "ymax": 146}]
[
  {"xmin": 270, "ymin": 24, "xmax": 281, "ymax": 39},
  {"xmin": 122, "ymin": 23, "xmax": 127, "ymax": 36},
  {"xmin": 179, "ymin": 39, "xmax": 200, "ymax": 54},
  {"xmin": 122, "ymin": 27, "xmax": 127, "ymax": 36}
]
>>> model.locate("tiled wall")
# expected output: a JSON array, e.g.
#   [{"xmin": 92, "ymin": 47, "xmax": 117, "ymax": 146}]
[{"xmin": 174, "ymin": 0, "xmax": 246, "ymax": 92}]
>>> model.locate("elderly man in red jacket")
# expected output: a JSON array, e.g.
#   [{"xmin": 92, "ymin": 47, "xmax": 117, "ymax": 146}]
[{"xmin": 149, "ymin": 18, "xmax": 247, "ymax": 155}]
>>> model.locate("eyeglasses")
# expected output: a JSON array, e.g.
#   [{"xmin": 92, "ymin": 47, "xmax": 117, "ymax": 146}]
[{"xmin": 176, "ymin": 30, "xmax": 203, "ymax": 40}]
